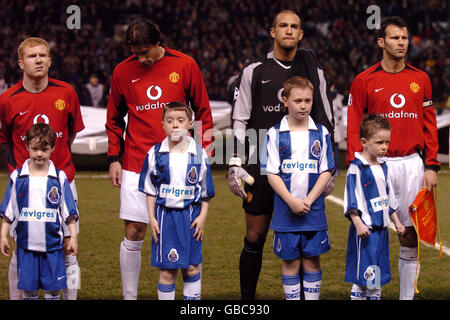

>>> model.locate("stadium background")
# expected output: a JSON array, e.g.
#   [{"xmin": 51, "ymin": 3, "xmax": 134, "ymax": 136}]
[{"xmin": 0, "ymin": 0, "xmax": 449, "ymax": 301}]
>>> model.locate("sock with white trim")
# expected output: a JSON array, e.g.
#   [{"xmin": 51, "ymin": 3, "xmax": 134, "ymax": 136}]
[
  {"xmin": 22, "ymin": 291, "xmax": 39, "ymax": 300},
  {"xmin": 158, "ymin": 283, "xmax": 176, "ymax": 300},
  {"xmin": 282, "ymin": 274, "xmax": 301, "ymax": 300},
  {"xmin": 8, "ymin": 251, "xmax": 22, "ymax": 300},
  {"xmin": 120, "ymin": 237, "xmax": 143, "ymax": 300},
  {"xmin": 44, "ymin": 291, "xmax": 61, "ymax": 300},
  {"xmin": 303, "ymin": 270, "xmax": 322, "ymax": 300},
  {"xmin": 183, "ymin": 272, "xmax": 201, "ymax": 300},
  {"xmin": 63, "ymin": 254, "xmax": 80, "ymax": 300},
  {"xmin": 350, "ymin": 284, "xmax": 366, "ymax": 300},
  {"xmin": 399, "ymin": 246, "xmax": 420, "ymax": 300},
  {"xmin": 366, "ymin": 287, "xmax": 381, "ymax": 300}
]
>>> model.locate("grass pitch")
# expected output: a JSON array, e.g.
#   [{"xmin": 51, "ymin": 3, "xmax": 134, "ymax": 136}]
[{"xmin": 0, "ymin": 169, "xmax": 449, "ymax": 300}]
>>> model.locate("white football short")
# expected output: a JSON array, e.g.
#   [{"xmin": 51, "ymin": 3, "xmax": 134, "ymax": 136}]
[
  {"xmin": 119, "ymin": 169, "xmax": 149, "ymax": 224},
  {"xmin": 380, "ymin": 153, "xmax": 424, "ymax": 227}
]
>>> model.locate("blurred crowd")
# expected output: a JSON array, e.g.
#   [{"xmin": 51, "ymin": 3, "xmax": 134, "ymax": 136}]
[{"xmin": 0, "ymin": 0, "xmax": 448, "ymax": 108}]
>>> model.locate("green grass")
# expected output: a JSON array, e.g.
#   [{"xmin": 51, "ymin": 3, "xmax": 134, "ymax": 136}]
[{"xmin": 0, "ymin": 169, "xmax": 449, "ymax": 300}]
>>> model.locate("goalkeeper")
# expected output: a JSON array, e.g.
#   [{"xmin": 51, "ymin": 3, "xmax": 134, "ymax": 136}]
[{"xmin": 227, "ymin": 9, "xmax": 334, "ymax": 300}]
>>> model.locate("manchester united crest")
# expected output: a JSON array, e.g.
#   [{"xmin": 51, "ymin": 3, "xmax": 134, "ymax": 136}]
[
  {"xmin": 169, "ymin": 72, "xmax": 180, "ymax": 83},
  {"xmin": 410, "ymin": 82, "xmax": 420, "ymax": 93},
  {"xmin": 55, "ymin": 99, "xmax": 66, "ymax": 111}
]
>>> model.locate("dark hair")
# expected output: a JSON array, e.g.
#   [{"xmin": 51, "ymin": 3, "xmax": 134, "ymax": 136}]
[
  {"xmin": 26, "ymin": 123, "xmax": 56, "ymax": 148},
  {"xmin": 377, "ymin": 16, "xmax": 408, "ymax": 39},
  {"xmin": 162, "ymin": 101, "xmax": 194, "ymax": 121},
  {"xmin": 272, "ymin": 10, "xmax": 301, "ymax": 29},
  {"xmin": 125, "ymin": 17, "xmax": 163, "ymax": 47},
  {"xmin": 360, "ymin": 114, "xmax": 392, "ymax": 140}
]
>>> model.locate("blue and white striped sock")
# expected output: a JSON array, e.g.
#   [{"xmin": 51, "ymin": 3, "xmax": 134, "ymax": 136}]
[
  {"xmin": 157, "ymin": 282, "xmax": 175, "ymax": 300},
  {"xmin": 282, "ymin": 274, "xmax": 301, "ymax": 300},
  {"xmin": 183, "ymin": 273, "xmax": 201, "ymax": 300},
  {"xmin": 303, "ymin": 270, "xmax": 322, "ymax": 300}
]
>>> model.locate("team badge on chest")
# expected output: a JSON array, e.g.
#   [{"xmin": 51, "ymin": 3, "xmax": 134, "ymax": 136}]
[
  {"xmin": 47, "ymin": 186, "xmax": 60, "ymax": 204},
  {"xmin": 311, "ymin": 140, "xmax": 321, "ymax": 158},
  {"xmin": 187, "ymin": 166, "xmax": 198, "ymax": 184}
]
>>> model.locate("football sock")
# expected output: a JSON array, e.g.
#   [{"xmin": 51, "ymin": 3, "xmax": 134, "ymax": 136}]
[
  {"xmin": 303, "ymin": 270, "xmax": 322, "ymax": 300},
  {"xmin": 120, "ymin": 237, "xmax": 143, "ymax": 300},
  {"xmin": 8, "ymin": 251, "xmax": 22, "ymax": 300},
  {"xmin": 63, "ymin": 254, "xmax": 79, "ymax": 300},
  {"xmin": 366, "ymin": 288, "xmax": 381, "ymax": 300},
  {"xmin": 282, "ymin": 274, "xmax": 301, "ymax": 300},
  {"xmin": 22, "ymin": 291, "xmax": 39, "ymax": 300},
  {"xmin": 44, "ymin": 291, "xmax": 61, "ymax": 300},
  {"xmin": 183, "ymin": 272, "xmax": 201, "ymax": 300},
  {"xmin": 158, "ymin": 283, "xmax": 176, "ymax": 300},
  {"xmin": 399, "ymin": 246, "xmax": 419, "ymax": 300},
  {"xmin": 350, "ymin": 284, "xmax": 366, "ymax": 300},
  {"xmin": 239, "ymin": 237, "xmax": 264, "ymax": 300}
]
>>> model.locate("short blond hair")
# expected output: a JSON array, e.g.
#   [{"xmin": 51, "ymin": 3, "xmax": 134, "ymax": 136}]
[
  {"xmin": 282, "ymin": 76, "xmax": 314, "ymax": 99},
  {"xmin": 17, "ymin": 37, "xmax": 50, "ymax": 61},
  {"xmin": 162, "ymin": 101, "xmax": 194, "ymax": 121}
]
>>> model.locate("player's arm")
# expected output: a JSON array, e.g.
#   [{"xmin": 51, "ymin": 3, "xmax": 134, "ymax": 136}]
[
  {"xmin": 267, "ymin": 174, "xmax": 310, "ymax": 215},
  {"xmin": 228, "ymin": 65, "xmax": 255, "ymax": 198},
  {"xmin": 105, "ymin": 70, "xmax": 127, "ymax": 187},
  {"xmin": 0, "ymin": 217, "xmax": 11, "ymax": 256},
  {"xmin": 346, "ymin": 76, "xmax": 367, "ymax": 165},
  {"xmin": 191, "ymin": 198, "xmax": 209, "ymax": 242},
  {"xmin": 145, "ymin": 195, "xmax": 159, "ymax": 243},
  {"xmin": 422, "ymin": 76, "xmax": 440, "ymax": 190},
  {"xmin": 66, "ymin": 217, "xmax": 78, "ymax": 255},
  {"xmin": 187, "ymin": 58, "xmax": 215, "ymax": 156},
  {"xmin": 305, "ymin": 171, "xmax": 332, "ymax": 207}
]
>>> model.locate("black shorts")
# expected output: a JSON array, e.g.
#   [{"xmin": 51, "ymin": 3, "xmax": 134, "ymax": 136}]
[{"xmin": 242, "ymin": 164, "xmax": 274, "ymax": 216}]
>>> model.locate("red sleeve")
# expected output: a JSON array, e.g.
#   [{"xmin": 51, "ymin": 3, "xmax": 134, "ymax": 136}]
[
  {"xmin": 0, "ymin": 94, "xmax": 7, "ymax": 145},
  {"xmin": 68, "ymin": 86, "xmax": 85, "ymax": 134},
  {"xmin": 187, "ymin": 58, "xmax": 215, "ymax": 156},
  {"xmin": 105, "ymin": 68, "xmax": 127, "ymax": 161},
  {"xmin": 346, "ymin": 75, "xmax": 367, "ymax": 165},
  {"xmin": 422, "ymin": 75, "xmax": 440, "ymax": 169}
]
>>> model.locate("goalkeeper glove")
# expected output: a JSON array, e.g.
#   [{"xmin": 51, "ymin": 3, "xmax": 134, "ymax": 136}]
[{"xmin": 228, "ymin": 157, "xmax": 254, "ymax": 199}]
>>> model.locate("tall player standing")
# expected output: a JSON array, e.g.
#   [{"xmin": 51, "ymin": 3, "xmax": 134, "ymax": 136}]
[
  {"xmin": 0, "ymin": 37, "xmax": 84, "ymax": 300},
  {"xmin": 346, "ymin": 16, "xmax": 439, "ymax": 300},
  {"xmin": 105, "ymin": 18, "xmax": 214, "ymax": 300},
  {"xmin": 228, "ymin": 10, "xmax": 334, "ymax": 300}
]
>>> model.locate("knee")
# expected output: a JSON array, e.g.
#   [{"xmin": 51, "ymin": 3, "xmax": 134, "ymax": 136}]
[
  {"xmin": 243, "ymin": 237, "xmax": 265, "ymax": 254},
  {"xmin": 125, "ymin": 221, "xmax": 146, "ymax": 241}
]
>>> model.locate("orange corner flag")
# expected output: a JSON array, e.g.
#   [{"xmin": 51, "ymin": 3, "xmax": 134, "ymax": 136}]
[{"xmin": 409, "ymin": 187, "xmax": 443, "ymax": 293}]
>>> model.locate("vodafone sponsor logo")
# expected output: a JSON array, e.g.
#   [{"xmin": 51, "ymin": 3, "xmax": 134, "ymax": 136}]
[
  {"xmin": 380, "ymin": 93, "xmax": 418, "ymax": 119},
  {"xmin": 135, "ymin": 85, "xmax": 170, "ymax": 111}
]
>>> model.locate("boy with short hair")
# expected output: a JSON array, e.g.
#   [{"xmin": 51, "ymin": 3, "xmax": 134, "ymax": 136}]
[
  {"xmin": 261, "ymin": 76, "xmax": 335, "ymax": 300},
  {"xmin": 0, "ymin": 123, "xmax": 78, "ymax": 300},
  {"xmin": 344, "ymin": 114, "xmax": 405, "ymax": 300},
  {"xmin": 139, "ymin": 101, "xmax": 215, "ymax": 300}
]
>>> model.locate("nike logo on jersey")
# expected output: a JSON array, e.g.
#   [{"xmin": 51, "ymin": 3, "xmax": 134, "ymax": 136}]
[
  {"xmin": 261, "ymin": 79, "xmax": 271, "ymax": 84},
  {"xmin": 19, "ymin": 111, "xmax": 29, "ymax": 116},
  {"xmin": 374, "ymin": 88, "xmax": 384, "ymax": 92},
  {"xmin": 132, "ymin": 78, "xmax": 141, "ymax": 83},
  {"xmin": 58, "ymin": 276, "xmax": 65, "ymax": 280}
]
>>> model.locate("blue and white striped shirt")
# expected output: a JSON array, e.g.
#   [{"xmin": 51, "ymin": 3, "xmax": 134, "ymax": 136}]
[
  {"xmin": 262, "ymin": 116, "xmax": 335, "ymax": 232},
  {"xmin": 0, "ymin": 160, "xmax": 78, "ymax": 252},
  {"xmin": 344, "ymin": 152, "xmax": 398, "ymax": 228},
  {"xmin": 139, "ymin": 136, "xmax": 215, "ymax": 209}
]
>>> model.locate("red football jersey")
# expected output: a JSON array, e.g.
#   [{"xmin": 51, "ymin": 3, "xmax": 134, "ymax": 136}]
[
  {"xmin": 0, "ymin": 78, "xmax": 85, "ymax": 181},
  {"xmin": 106, "ymin": 46, "xmax": 214, "ymax": 173},
  {"xmin": 346, "ymin": 62, "xmax": 439, "ymax": 168}
]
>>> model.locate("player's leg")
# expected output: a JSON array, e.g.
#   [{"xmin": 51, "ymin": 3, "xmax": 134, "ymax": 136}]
[
  {"xmin": 275, "ymin": 231, "xmax": 301, "ymax": 300},
  {"xmin": 385, "ymin": 155, "xmax": 423, "ymax": 300},
  {"xmin": 16, "ymin": 246, "xmax": 39, "ymax": 300},
  {"xmin": 62, "ymin": 180, "xmax": 80, "ymax": 300},
  {"xmin": 281, "ymin": 258, "xmax": 301, "ymax": 300},
  {"xmin": 398, "ymin": 227, "xmax": 420, "ymax": 300},
  {"xmin": 8, "ymin": 240, "xmax": 22, "ymax": 300},
  {"xmin": 239, "ymin": 166, "xmax": 273, "ymax": 300},
  {"xmin": 182, "ymin": 264, "xmax": 202, "ymax": 300},
  {"xmin": 239, "ymin": 213, "xmax": 271, "ymax": 300},
  {"xmin": 157, "ymin": 268, "xmax": 178, "ymax": 300},
  {"xmin": 121, "ymin": 220, "xmax": 146, "ymax": 300},
  {"xmin": 119, "ymin": 170, "xmax": 149, "ymax": 300},
  {"xmin": 300, "ymin": 230, "xmax": 331, "ymax": 300}
]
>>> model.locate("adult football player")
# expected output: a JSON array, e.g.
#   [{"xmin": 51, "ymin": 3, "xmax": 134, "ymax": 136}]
[{"xmin": 346, "ymin": 16, "xmax": 439, "ymax": 300}]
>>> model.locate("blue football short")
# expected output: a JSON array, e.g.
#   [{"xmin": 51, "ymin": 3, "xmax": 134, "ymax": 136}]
[
  {"xmin": 273, "ymin": 229, "xmax": 331, "ymax": 260},
  {"xmin": 344, "ymin": 224, "xmax": 391, "ymax": 288},
  {"xmin": 151, "ymin": 203, "xmax": 202, "ymax": 269},
  {"xmin": 16, "ymin": 246, "xmax": 67, "ymax": 291}
]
